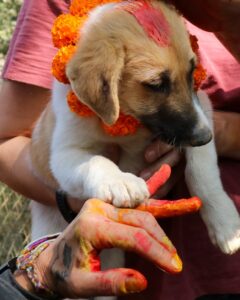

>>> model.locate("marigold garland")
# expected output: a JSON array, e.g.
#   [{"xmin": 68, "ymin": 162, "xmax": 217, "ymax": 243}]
[
  {"xmin": 190, "ymin": 34, "xmax": 207, "ymax": 90},
  {"xmin": 193, "ymin": 64, "xmax": 207, "ymax": 91},
  {"xmin": 102, "ymin": 113, "xmax": 141, "ymax": 136},
  {"xmin": 67, "ymin": 91, "xmax": 94, "ymax": 117},
  {"xmin": 52, "ymin": 45, "xmax": 76, "ymax": 83},
  {"xmin": 67, "ymin": 90, "xmax": 141, "ymax": 135},
  {"xmin": 51, "ymin": 0, "xmax": 207, "ymax": 136},
  {"xmin": 52, "ymin": 14, "xmax": 87, "ymax": 48},
  {"xmin": 70, "ymin": 0, "xmax": 120, "ymax": 16}
]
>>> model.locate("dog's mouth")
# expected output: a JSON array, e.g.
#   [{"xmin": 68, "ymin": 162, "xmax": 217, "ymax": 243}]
[
  {"xmin": 151, "ymin": 129, "xmax": 212, "ymax": 148},
  {"xmin": 140, "ymin": 114, "xmax": 212, "ymax": 148}
]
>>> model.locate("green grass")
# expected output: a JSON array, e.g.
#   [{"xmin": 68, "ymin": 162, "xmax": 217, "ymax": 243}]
[
  {"xmin": 0, "ymin": 183, "xmax": 30, "ymax": 264},
  {"xmin": 0, "ymin": 0, "xmax": 22, "ymax": 55}
]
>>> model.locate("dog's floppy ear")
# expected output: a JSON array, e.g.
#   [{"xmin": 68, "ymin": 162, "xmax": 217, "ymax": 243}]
[{"xmin": 66, "ymin": 36, "xmax": 125, "ymax": 125}]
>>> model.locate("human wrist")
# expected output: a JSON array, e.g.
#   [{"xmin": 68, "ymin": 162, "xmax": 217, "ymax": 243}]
[
  {"xmin": 14, "ymin": 270, "xmax": 36, "ymax": 294},
  {"xmin": 33, "ymin": 243, "xmax": 57, "ymax": 295},
  {"xmin": 67, "ymin": 195, "xmax": 84, "ymax": 213},
  {"xmin": 14, "ymin": 243, "xmax": 59, "ymax": 298},
  {"xmin": 56, "ymin": 189, "xmax": 85, "ymax": 221},
  {"xmin": 15, "ymin": 234, "xmax": 61, "ymax": 298}
]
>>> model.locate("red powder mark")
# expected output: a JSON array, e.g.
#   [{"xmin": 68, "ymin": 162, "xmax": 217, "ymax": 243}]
[
  {"xmin": 88, "ymin": 250, "xmax": 101, "ymax": 272},
  {"xmin": 120, "ymin": 0, "xmax": 171, "ymax": 47},
  {"xmin": 134, "ymin": 231, "xmax": 152, "ymax": 252}
]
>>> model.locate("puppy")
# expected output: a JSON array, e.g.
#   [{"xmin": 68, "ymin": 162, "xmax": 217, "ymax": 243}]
[{"xmin": 31, "ymin": 0, "xmax": 240, "ymax": 267}]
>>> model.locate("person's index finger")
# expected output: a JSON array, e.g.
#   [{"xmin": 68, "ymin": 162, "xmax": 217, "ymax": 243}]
[
  {"xmin": 91, "ymin": 217, "xmax": 182, "ymax": 274},
  {"xmin": 84, "ymin": 199, "xmax": 178, "ymax": 254},
  {"xmin": 146, "ymin": 164, "xmax": 171, "ymax": 195},
  {"xmin": 107, "ymin": 206, "xmax": 176, "ymax": 253},
  {"xmin": 137, "ymin": 197, "xmax": 202, "ymax": 218},
  {"xmin": 81, "ymin": 200, "xmax": 182, "ymax": 272}
]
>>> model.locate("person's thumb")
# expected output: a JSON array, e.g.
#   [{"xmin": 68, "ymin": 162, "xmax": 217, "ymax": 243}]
[{"xmin": 71, "ymin": 268, "xmax": 147, "ymax": 298}]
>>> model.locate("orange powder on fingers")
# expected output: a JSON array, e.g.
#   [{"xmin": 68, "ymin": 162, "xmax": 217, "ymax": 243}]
[
  {"xmin": 146, "ymin": 164, "xmax": 171, "ymax": 195},
  {"xmin": 137, "ymin": 197, "xmax": 202, "ymax": 218},
  {"xmin": 118, "ymin": 270, "xmax": 147, "ymax": 294},
  {"xmin": 99, "ymin": 269, "xmax": 147, "ymax": 294}
]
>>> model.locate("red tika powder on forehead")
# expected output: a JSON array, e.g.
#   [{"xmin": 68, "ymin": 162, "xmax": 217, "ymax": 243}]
[{"xmin": 118, "ymin": 0, "xmax": 171, "ymax": 47}]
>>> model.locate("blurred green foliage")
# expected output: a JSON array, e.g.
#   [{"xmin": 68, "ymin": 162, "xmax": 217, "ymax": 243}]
[{"xmin": 0, "ymin": 0, "xmax": 23, "ymax": 55}]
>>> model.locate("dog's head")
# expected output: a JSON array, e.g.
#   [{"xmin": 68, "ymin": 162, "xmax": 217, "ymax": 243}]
[{"xmin": 66, "ymin": 0, "xmax": 212, "ymax": 147}]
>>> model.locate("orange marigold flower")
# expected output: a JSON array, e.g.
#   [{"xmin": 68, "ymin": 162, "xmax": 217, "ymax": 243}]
[
  {"xmin": 52, "ymin": 45, "xmax": 76, "ymax": 83},
  {"xmin": 70, "ymin": 0, "xmax": 101, "ymax": 16},
  {"xmin": 67, "ymin": 90, "xmax": 140, "ymax": 135},
  {"xmin": 67, "ymin": 91, "xmax": 95, "ymax": 117},
  {"xmin": 70, "ymin": 0, "xmax": 121, "ymax": 16},
  {"xmin": 189, "ymin": 34, "xmax": 207, "ymax": 90},
  {"xmin": 189, "ymin": 34, "xmax": 199, "ymax": 53},
  {"xmin": 194, "ymin": 64, "xmax": 207, "ymax": 90},
  {"xmin": 101, "ymin": 0, "xmax": 121, "ymax": 4},
  {"xmin": 102, "ymin": 113, "xmax": 141, "ymax": 136},
  {"xmin": 52, "ymin": 14, "xmax": 87, "ymax": 48}
]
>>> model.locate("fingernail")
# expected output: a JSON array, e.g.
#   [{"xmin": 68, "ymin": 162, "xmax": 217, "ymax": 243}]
[
  {"xmin": 124, "ymin": 275, "xmax": 147, "ymax": 294},
  {"xmin": 171, "ymin": 254, "xmax": 183, "ymax": 272},
  {"xmin": 162, "ymin": 236, "xmax": 175, "ymax": 251}
]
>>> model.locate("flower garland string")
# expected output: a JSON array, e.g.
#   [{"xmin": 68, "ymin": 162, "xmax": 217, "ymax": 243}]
[{"xmin": 52, "ymin": 0, "xmax": 206, "ymax": 136}]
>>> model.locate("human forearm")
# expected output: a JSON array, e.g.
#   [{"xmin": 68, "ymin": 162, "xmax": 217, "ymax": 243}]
[{"xmin": 0, "ymin": 136, "xmax": 56, "ymax": 206}]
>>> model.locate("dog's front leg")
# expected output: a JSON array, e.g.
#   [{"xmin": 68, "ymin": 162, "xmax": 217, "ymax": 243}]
[
  {"xmin": 185, "ymin": 92, "xmax": 240, "ymax": 254},
  {"xmin": 50, "ymin": 145, "xmax": 149, "ymax": 208}
]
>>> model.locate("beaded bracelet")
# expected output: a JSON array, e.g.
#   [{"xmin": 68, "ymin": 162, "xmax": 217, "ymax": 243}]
[{"xmin": 16, "ymin": 233, "xmax": 60, "ymax": 296}]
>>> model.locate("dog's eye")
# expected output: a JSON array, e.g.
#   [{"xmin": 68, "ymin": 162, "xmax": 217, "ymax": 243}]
[{"xmin": 143, "ymin": 72, "xmax": 171, "ymax": 94}]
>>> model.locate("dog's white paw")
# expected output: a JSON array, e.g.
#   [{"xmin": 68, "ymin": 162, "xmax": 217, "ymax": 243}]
[
  {"xmin": 86, "ymin": 171, "xmax": 149, "ymax": 208},
  {"xmin": 201, "ymin": 202, "xmax": 240, "ymax": 255},
  {"xmin": 209, "ymin": 224, "xmax": 240, "ymax": 255}
]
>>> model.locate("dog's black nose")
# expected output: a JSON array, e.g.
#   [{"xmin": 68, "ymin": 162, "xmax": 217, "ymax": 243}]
[{"xmin": 189, "ymin": 127, "xmax": 212, "ymax": 147}]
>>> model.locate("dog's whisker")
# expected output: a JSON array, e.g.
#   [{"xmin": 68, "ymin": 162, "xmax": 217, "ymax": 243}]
[
  {"xmin": 179, "ymin": 144, "xmax": 184, "ymax": 152},
  {"xmin": 172, "ymin": 136, "xmax": 176, "ymax": 147}
]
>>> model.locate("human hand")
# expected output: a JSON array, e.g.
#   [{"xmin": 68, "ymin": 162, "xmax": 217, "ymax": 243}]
[
  {"xmin": 32, "ymin": 199, "xmax": 182, "ymax": 298},
  {"xmin": 140, "ymin": 139, "xmax": 184, "ymax": 198}
]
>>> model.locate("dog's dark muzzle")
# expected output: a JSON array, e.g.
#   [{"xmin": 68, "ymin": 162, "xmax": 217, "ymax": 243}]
[{"xmin": 140, "ymin": 111, "xmax": 212, "ymax": 147}]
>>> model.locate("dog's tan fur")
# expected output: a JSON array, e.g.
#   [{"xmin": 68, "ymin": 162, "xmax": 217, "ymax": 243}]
[
  {"xmin": 31, "ymin": 1, "xmax": 195, "ymax": 183},
  {"xmin": 31, "ymin": 104, "xmax": 57, "ymax": 187},
  {"xmin": 67, "ymin": 1, "xmax": 196, "ymax": 125}
]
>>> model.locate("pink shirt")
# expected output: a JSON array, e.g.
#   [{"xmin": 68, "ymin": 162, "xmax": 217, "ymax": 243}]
[
  {"xmin": 2, "ymin": 0, "xmax": 69, "ymax": 89},
  {"xmin": 187, "ymin": 22, "xmax": 240, "ymax": 113}
]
